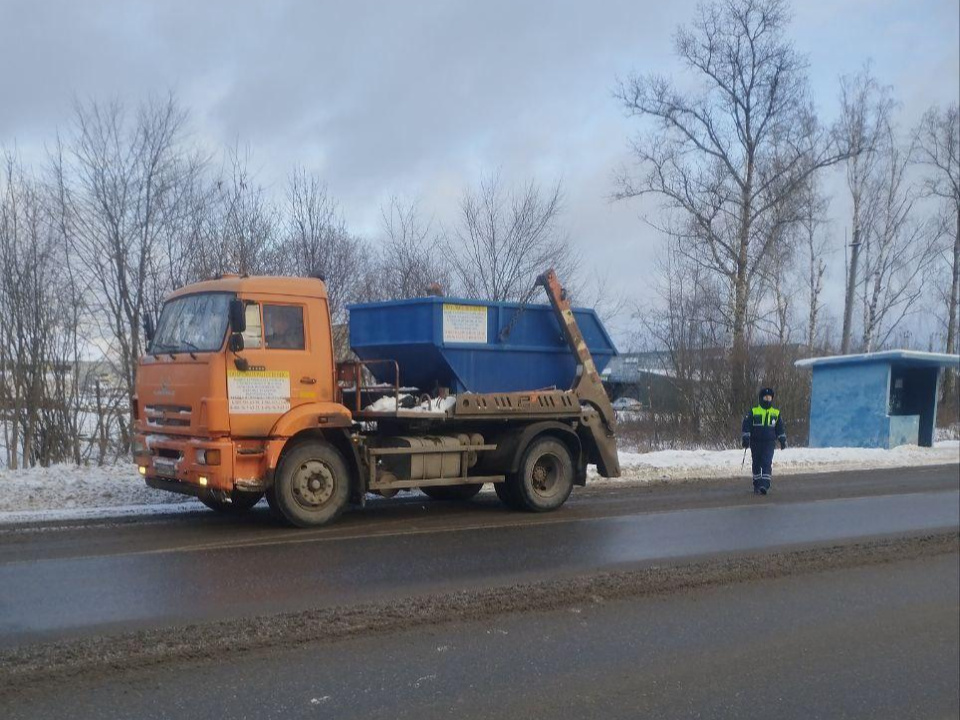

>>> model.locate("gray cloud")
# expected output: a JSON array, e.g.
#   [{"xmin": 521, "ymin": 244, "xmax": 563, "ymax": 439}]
[{"xmin": 1, "ymin": 0, "xmax": 957, "ymax": 342}]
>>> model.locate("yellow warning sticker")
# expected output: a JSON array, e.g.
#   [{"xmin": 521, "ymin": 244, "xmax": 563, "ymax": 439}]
[
  {"xmin": 227, "ymin": 370, "xmax": 290, "ymax": 414},
  {"xmin": 442, "ymin": 303, "xmax": 487, "ymax": 344}
]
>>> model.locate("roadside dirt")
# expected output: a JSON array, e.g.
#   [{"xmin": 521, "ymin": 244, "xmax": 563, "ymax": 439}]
[{"xmin": 1, "ymin": 531, "xmax": 956, "ymax": 697}]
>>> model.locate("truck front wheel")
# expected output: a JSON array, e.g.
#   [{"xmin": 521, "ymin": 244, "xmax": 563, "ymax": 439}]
[
  {"xmin": 199, "ymin": 490, "xmax": 263, "ymax": 514},
  {"xmin": 506, "ymin": 437, "xmax": 574, "ymax": 512},
  {"xmin": 274, "ymin": 440, "xmax": 351, "ymax": 528}
]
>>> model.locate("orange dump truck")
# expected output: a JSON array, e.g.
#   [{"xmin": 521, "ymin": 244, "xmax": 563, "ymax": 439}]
[{"xmin": 133, "ymin": 270, "xmax": 620, "ymax": 527}]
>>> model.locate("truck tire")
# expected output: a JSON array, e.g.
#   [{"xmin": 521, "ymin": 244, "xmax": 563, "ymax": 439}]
[
  {"xmin": 421, "ymin": 483, "xmax": 484, "ymax": 501},
  {"xmin": 265, "ymin": 485, "xmax": 280, "ymax": 515},
  {"xmin": 508, "ymin": 436, "xmax": 574, "ymax": 512},
  {"xmin": 273, "ymin": 440, "xmax": 351, "ymax": 527},
  {"xmin": 199, "ymin": 490, "xmax": 263, "ymax": 514},
  {"xmin": 494, "ymin": 479, "xmax": 522, "ymax": 509}
]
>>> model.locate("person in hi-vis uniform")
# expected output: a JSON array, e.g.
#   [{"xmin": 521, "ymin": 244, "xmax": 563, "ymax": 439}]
[{"xmin": 741, "ymin": 387, "xmax": 786, "ymax": 495}]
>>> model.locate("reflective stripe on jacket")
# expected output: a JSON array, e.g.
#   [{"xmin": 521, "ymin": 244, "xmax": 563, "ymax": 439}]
[
  {"xmin": 752, "ymin": 406, "xmax": 780, "ymax": 427},
  {"xmin": 742, "ymin": 406, "xmax": 786, "ymax": 443}
]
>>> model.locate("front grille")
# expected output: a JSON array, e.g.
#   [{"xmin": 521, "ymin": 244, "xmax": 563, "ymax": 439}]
[
  {"xmin": 143, "ymin": 435, "xmax": 184, "ymax": 478},
  {"xmin": 145, "ymin": 404, "xmax": 192, "ymax": 428}
]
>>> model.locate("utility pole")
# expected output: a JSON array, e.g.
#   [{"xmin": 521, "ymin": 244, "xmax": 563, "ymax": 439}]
[{"xmin": 841, "ymin": 225, "xmax": 861, "ymax": 354}]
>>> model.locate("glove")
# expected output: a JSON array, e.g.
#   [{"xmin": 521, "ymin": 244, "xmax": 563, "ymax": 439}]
[
  {"xmin": 780, "ymin": 439, "xmax": 787, "ymax": 451},
  {"xmin": 741, "ymin": 438, "xmax": 750, "ymax": 449}
]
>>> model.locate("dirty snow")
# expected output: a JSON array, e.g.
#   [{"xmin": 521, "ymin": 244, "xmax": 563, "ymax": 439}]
[
  {"xmin": 365, "ymin": 394, "xmax": 409, "ymax": 412},
  {"xmin": 0, "ymin": 442, "xmax": 956, "ymax": 522},
  {"xmin": 364, "ymin": 394, "xmax": 457, "ymax": 414}
]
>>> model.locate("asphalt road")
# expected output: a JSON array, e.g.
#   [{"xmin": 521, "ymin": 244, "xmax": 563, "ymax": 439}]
[
  {"xmin": 0, "ymin": 464, "xmax": 957, "ymax": 650},
  {"xmin": 6, "ymin": 550, "xmax": 958, "ymax": 719}
]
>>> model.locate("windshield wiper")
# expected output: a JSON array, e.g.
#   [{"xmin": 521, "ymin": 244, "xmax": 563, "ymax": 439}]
[
  {"xmin": 179, "ymin": 340, "xmax": 201, "ymax": 360},
  {"xmin": 150, "ymin": 342, "xmax": 177, "ymax": 360}
]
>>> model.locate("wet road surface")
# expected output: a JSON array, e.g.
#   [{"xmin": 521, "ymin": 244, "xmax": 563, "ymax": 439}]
[
  {"xmin": 1, "ymin": 464, "xmax": 957, "ymax": 649},
  {"xmin": 6, "ymin": 550, "xmax": 958, "ymax": 719}
]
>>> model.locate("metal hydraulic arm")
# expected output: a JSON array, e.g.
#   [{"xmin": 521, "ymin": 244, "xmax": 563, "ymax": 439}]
[{"xmin": 537, "ymin": 268, "xmax": 621, "ymax": 477}]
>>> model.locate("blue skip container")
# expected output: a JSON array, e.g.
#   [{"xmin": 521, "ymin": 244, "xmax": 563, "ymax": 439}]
[{"xmin": 348, "ymin": 297, "xmax": 617, "ymax": 393}]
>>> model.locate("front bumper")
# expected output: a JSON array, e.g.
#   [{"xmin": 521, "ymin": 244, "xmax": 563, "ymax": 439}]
[
  {"xmin": 145, "ymin": 475, "xmax": 205, "ymax": 498},
  {"xmin": 133, "ymin": 434, "xmax": 239, "ymax": 494}
]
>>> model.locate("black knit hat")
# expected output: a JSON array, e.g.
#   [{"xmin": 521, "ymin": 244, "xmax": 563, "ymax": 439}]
[{"xmin": 759, "ymin": 387, "xmax": 775, "ymax": 402}]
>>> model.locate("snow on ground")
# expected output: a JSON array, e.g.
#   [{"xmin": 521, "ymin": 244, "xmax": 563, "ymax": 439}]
[
  {"xmin": 0, "ymin": 442, "xmax": 956, "ymax": 522},
  {"xmin": 595, "ymin": 441, "xmax": 960, "ymax": 484},
  {"xmin": 0, "ymin": 463, "xmax": 193, "ymax": 517}
]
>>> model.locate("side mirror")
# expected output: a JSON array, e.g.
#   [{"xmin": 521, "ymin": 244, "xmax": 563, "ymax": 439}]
[
  {"xmin": 229, "ymin": 333, "xmax": 245, "ymax": 353},
  {"xmin": 229, "ymin": 299, "xmax": 247, "ymax": 333},
  {"xmin": 143, "ymin": 312, "xmax": 156, "ymax": 344}
]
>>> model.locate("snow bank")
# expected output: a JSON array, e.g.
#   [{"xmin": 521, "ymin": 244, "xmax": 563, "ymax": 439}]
[
  {"xmin": 0, "ymin": 463, "xmax": 192, "ymax": 516},
  {"xmin": 0, "ymin": 442, "xmax": 956, "ymax": 522},
  {"xmin": 599, "ymin": 441, "xmax": 960, "ymax": 483}
]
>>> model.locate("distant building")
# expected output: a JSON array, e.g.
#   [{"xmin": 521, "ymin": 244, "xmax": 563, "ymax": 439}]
[{"xmin": 602, "ymin": 352, "xmax": 681, "ymax": 411}]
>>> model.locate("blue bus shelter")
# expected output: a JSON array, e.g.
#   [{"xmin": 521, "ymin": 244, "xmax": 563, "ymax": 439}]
[{"xmin": 796, "ymin": 350, "xmax": 960, "ymax": 449}]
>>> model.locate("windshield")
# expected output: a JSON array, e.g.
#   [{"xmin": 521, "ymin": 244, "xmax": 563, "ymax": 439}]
[{"xmin": 151, "ymin": 292, "xmax": 232, "ymax": 354}]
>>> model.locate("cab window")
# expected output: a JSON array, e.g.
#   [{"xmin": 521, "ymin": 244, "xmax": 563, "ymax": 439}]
[
  {"xmin": 151, "ymin": 292, "xmax": 231, "ymax": 353},
  {"xmin": 242, "ymin": 303, "xmax": 263, "ymax": 349},
  {"xmin": 264, "ymin": 305, "xmax": 305, "ymax": 350}
]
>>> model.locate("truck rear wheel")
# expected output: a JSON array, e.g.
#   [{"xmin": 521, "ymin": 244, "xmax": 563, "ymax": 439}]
[
  {"xmin": 274, "ymin": 440, "xmax": 351, "ymax": 528},
  {"xmin": 494, "ymin": 479, "xmax": 521, "ymax": 509},
  {"xmin": 508, "ymin": 437, "xmax": 574, "ymax": 512},
  {"xmin": 421, "ymin": 483, "xmax": 483, "ymax": 501},
  {"xmin": 199, "ymin": 490, "xmax": 263, "ymax": 514}
]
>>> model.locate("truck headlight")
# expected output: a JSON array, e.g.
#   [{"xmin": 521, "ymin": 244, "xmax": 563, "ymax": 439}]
[{"xmin": 197, "ymin": 449, "xmax": 221, "ymax": 466}]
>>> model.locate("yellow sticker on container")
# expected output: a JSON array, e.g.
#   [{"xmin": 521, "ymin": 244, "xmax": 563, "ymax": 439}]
[{"xmin": 442, "ymin": 304, "xmax": 488, "ymax": 344}]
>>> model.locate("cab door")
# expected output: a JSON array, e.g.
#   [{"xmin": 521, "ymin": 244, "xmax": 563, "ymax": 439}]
[{"xmin": 227, "ymin": 295, "xmax": 316, "ymax": 437}]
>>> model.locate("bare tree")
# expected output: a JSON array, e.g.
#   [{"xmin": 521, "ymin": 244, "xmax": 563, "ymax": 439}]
[
  {"xmin": 448, "ymin": 174, "xmax": 578, "ymax": 302},
  {"xmin": 859, "ymin": 138, "xmax": 937, "ymax": 351},
  {"xmin": 570, "ymin": 269, "xmax": 627, "ymax": 329},
  {"xmin": 282, "ymin": 166, "xmax": 370, "ymax": 322},
  {"xmin": 836, "ymin": 66, "xmax": 895, "ymax": 353},
  {"xmin": 795, "ymin": 178, "xmax": 831, "ymax": 349},
  {"xmin": 615, "ymin": 0, "xmax": 852, "ymax": 411},
  {"xmin": 194, "ymin": 148, "xmax": 281, "ymax": 280},
  {"xmin": 0, "ymin": 154, "xmax": 44, "ymax": 467},
  {"xmin": 155, "ymin": 155, "xmax": 214, "ymax": 298},
  {"xmin": 638, "ymin": 246, "xmax": 726, "ymax": 440},
  {"xmin": 0, "ymin": 152, "xmax": 90, "ymax": 467},
  {"xmin": 54, "ymin": 96, "xmax": 200, "ymax": 451},
  {"xmin": 914, "ymin": 103, "xmax": 959, "ymax": 405},
  {"xmin": 759, "ymin": 230, "xmax": 795, "ymax": 346},
  {"xmin": 47, "ymin": 137, "xmax": 107, "ymax": 465},
  {"xmin": 377, "ymin": 196, "xmax": 450, "ymax": 299},
  {"xmin": 751, "ymin": 187, "xmax": 807, "ymax": 347}
]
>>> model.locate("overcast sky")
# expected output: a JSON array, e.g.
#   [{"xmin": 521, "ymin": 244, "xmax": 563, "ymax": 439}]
[{"xmin": 1, "ymin": 0, "xmax": 958, "ymax": 342}]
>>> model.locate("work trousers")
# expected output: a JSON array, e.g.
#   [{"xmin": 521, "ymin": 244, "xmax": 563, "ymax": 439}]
[{"xmin": 751, "ymin": 441, "xmax": 775, "ymax": 491}]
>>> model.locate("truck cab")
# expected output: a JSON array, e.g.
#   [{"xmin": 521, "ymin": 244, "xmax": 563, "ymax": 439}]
[{"xmin": 134, "ymin": 276, "xmax": 352, "ymax": 513}]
